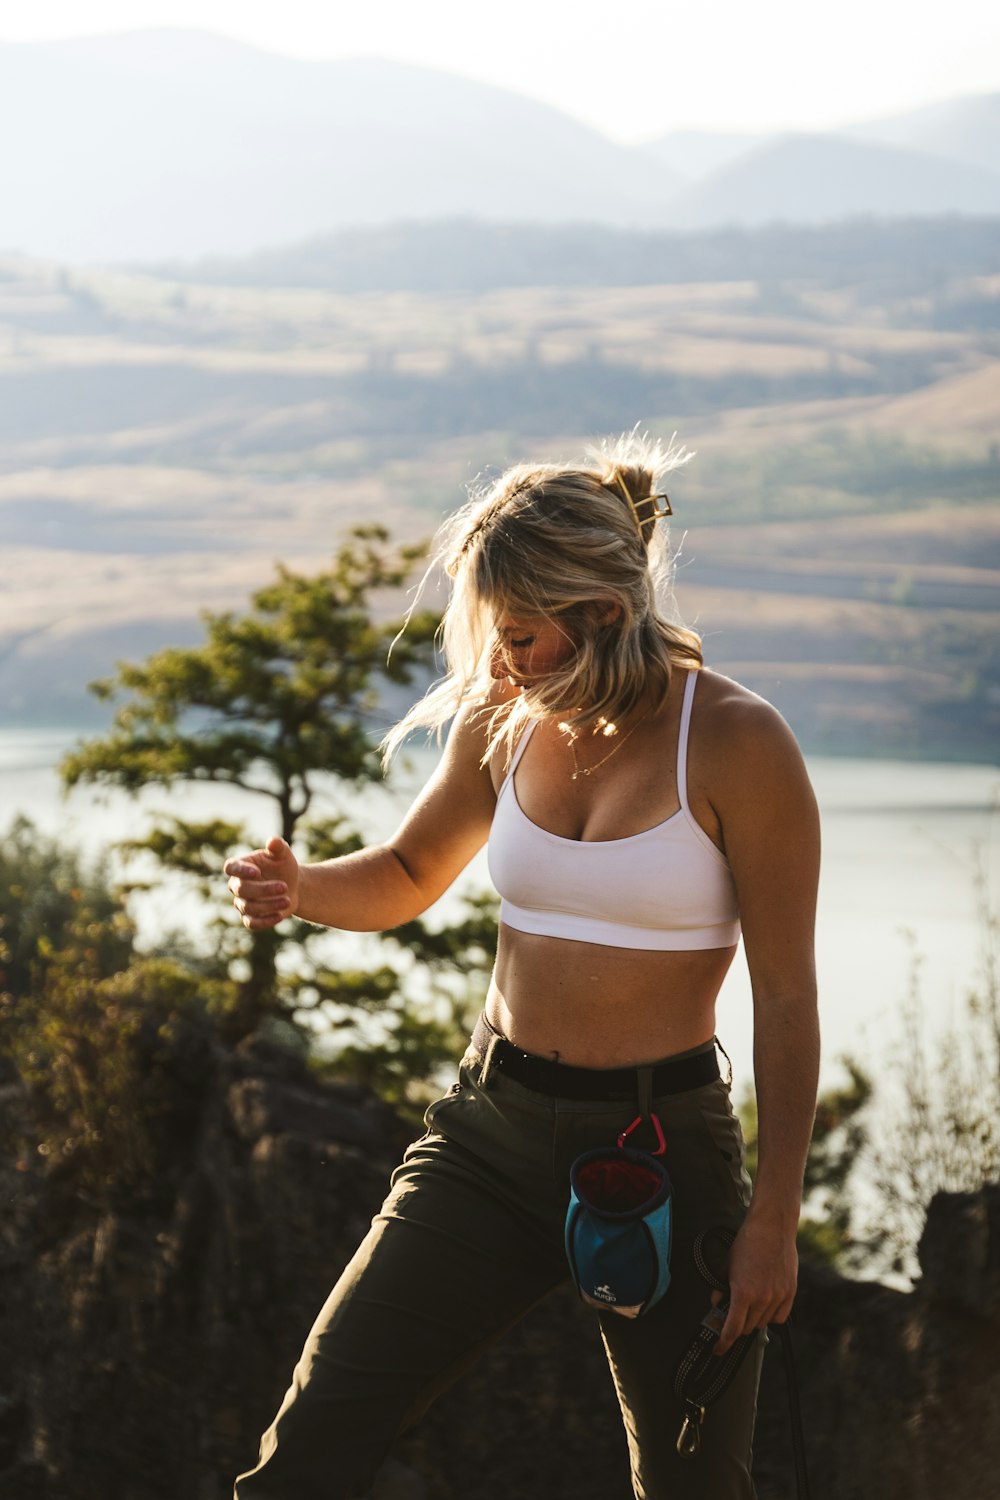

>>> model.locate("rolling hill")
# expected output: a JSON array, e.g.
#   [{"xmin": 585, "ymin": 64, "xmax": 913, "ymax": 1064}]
[{"xmin": 1, "ymin": 219, "xmax": 997, "ymax": 759}]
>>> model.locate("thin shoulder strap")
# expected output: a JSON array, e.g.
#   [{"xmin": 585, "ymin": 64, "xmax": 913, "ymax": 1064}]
[
  {"xmin": 498, "ymin": 718, "xmax": 537, "ymax": 790},
  {"xmin": 676, "ymin": 670, "xmax": 699, "ymax": 811}
]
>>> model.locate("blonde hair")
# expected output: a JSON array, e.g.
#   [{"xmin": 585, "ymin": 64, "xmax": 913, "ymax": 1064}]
[{"xmin": 381, "ymin": 432, "xmax": 701, "ymax": 767}]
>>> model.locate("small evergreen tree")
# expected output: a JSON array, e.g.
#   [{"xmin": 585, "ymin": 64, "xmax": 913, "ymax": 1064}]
[{"xmin": 59, "ymin": 526, "xmax": 496, "ymax": 1073}]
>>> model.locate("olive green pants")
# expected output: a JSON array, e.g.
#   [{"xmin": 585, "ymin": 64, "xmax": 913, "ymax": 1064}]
[{"xmin": 235, "ymin": 1032, "xmax": 763, "ymax": 1500}]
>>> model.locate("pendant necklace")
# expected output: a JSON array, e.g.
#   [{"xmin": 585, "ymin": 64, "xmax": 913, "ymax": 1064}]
[{"xmin": 562, "ymin": 709, "xmax": 651, "ymax": 780}]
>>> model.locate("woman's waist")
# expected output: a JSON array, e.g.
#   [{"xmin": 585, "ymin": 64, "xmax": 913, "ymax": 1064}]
[
  {"xmin": 469, "ymin": 1013, "xmax": 721, "ymax": 1102},
  {"xmin": 488, "ymin": 928, "xmax": 734, "ymax": 1068}
]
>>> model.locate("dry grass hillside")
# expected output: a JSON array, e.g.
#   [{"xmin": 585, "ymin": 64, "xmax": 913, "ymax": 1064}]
[{"xmin": 0, "ymin": 229, "xmax": 997, "ymax": 758}]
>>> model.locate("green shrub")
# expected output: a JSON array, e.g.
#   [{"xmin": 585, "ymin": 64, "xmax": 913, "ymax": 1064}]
[{"xmin": 3, "ymin": 947, "xmax": 224, "ymax": 1208}]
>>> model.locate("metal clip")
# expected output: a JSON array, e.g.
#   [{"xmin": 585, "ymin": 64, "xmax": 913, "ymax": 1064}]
[
  {"xmin": 617, "ymin": 1112, "xmax": 666, "ymax": 1156},
  {"xmin": 676, "ymin": 1403, "xmax": 705, "ymax": 1458}
]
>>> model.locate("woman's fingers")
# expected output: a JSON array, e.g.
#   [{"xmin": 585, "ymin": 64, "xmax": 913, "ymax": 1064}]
[
  {"xmin": 223, "ymin": 850, "xmax": 293, "ymax": 927},
  {"xmin": 234, "ymin": 893, "xmax": 290, "ymax": 914},
  {"xmin": 232, "ymin": 891, "xmax": 293, "ymax": 929},
  {"xmin": 239, "ymin": 908, "xmax": 290, "ymax": 930},
  {"xmin": 716, "ymin": 1287, "xmax": 794, "ymax": 1354},
  {"xmin": 223, "ymin": 856, "xmax": 269, "ymax": 879},
  {"xmin": 227, "ymin": 875, "xmax": 288, "ymax": 898}
]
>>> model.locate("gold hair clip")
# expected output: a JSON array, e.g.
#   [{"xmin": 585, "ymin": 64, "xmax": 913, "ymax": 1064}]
[
  {"xmin": 613, "ymin": 473, "xmax": 672, "ymax": 532},
  {"xmin": 630, "ymin": 491, "xmax": 672, "ymax": 525}
]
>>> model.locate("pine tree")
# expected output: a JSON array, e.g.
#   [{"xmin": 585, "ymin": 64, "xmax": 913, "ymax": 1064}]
[{"xmin": 60, "ymin": 526, "xmax": 496, "ymax": 1071}]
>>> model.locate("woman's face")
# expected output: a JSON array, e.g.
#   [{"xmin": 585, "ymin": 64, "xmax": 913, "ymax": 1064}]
[{"xmin": 490, "ymin": 613, "xmax": 577, "ymax": 687}]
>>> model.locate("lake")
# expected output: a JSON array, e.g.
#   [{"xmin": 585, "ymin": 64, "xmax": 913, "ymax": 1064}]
[{"xmin": 1, "ymin": 727, "xmax": 997, "ymax": 1097}]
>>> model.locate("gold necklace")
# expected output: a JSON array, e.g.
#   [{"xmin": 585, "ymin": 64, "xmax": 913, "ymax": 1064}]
[{"xmin": 562, "ymin": 709, "xmax": 651, "ymax": 780}]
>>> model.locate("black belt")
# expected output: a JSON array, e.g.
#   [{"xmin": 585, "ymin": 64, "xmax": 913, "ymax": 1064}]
[{"xmin": 471, "ymin": 1016, "xmax": 719, "ymax": 1102}]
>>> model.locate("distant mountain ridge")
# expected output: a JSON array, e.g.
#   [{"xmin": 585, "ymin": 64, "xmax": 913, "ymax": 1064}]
[
  {"xmin": 159, "ymin": 217, "xmax": 1000, "ymax": 294},
  {"xmin": 842, "ymin": 91, "xmax": 1000, "ymax": 176},
  {"xmin": 0, "ymin": 29, "xmax": 998, "ymax": 263},
  {"xmin": 644, "ymin": 91, "xmax": 1000, "ymax": 181},
  {"xmin": 666, "ymin": 133, "xmax": 1000, "ymax": 229},
  {"xmin": 0, "ymin": 29, "xmax": 675, "ymax": 263}
]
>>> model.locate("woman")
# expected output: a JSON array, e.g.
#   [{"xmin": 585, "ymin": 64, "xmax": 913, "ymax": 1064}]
[{"xmin": 224, "ymin": 433, "xmax": 820, "ymax": 1500}]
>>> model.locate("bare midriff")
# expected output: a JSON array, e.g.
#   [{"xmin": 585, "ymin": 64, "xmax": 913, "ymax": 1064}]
[{"xmin": 485, "ymin": 927, "xmax": 738, "ymax": 1069}]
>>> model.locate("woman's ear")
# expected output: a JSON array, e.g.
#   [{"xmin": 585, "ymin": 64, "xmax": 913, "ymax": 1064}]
[{"xmin": 592, "ymin": 598, "xmax": 622, "ymax": 626}]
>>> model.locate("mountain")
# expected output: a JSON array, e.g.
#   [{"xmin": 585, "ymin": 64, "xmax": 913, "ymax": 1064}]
[
  {"xmin": 649, "ymin": 93, "xmax": 1000, "ymax": 188},
  {"xmin": 161, "ymin": 218, "xmax": 1000, "ymax": 294},
  {"xmin": 665, "ymin": 133, "xmax": 1000, "ymax": 229},
  {"xmin": 640, "ymin": 129, "xmax": 772, "ymax": 181},
  {"xmin": 0, "ymin": 29, "xmax": 679, "ymax": 264},
  {"xmin": 844, "ymin": 91, "xmax": 1000, "ymax": 178},
  {"xmin": 0, "ymin": 30, "xmax": 998, "ymax": 264}
]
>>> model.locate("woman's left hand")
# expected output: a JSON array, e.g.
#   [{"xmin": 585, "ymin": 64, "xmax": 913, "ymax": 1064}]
[{"xmin": 711, "ymin": 1208, "xmax": 799, "ymax": 1356}]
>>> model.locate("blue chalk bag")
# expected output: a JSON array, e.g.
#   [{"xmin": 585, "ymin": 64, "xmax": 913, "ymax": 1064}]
[{"xmin": 564, "ymin": 1113, "xmax": 673, "ymax": 1319}]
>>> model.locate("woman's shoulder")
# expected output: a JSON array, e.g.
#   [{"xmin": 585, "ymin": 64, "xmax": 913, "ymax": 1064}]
[
  {"xmin": 688, "ymin": 668, "xmax": 810, "ymax": 789},
  {"xmin": 690, "ymin": 666, "xmax": 789, "ymax": 730},
  {"xmin": 447, "ymin": 677, "xmax": 526, "ymax": 781}
]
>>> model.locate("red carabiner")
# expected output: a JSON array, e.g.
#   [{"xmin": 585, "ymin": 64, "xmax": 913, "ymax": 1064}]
[{"xmin": 617, "ymin": 1112, "xmax": 666, "ymax": 1156}]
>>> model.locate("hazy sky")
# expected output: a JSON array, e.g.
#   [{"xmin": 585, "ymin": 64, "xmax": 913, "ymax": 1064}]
[{"xmin": 3, "ymin": 0, "xmax": 998, "ymax": 141}]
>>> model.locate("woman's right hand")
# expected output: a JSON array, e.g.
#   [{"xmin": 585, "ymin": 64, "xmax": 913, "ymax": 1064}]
[{"xmin": 223, "ymin": 837, "xmax": 300, "ymax": 930}]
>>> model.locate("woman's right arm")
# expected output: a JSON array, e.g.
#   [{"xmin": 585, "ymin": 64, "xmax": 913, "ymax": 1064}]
[{"xmin": 223, "ymin": 699, "xmax": 499, "ymax": 933}]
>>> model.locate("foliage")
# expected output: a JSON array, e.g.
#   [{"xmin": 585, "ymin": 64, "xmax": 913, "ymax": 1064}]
[
  {"xmin": 61, "ymin": 526, "xmax": 436, "ymax": 825},
  {"xmin": 750, "ymin": 850, "xmax": 1000, "ymax": 1283},
  {"xmin": 318, "ymin": 892, "xmax": 501, "ymax": 1108},
  {"xmin": 60, "ymin": 527, "xmax": 446, "ymax": 1041},
  {"xmin": 318, "ymin": 995, "xmax": 475, "ymax": 1112},
  {"xmin": 54, "ymin": 526, "xmax": 501, "ymax": 1090},
  {"xmin": 0, "ymin": 829, "xmax": 229, "ymax": 1206},
  {"xmin": 797, "ymin": 1059, "xmax": 874, "ymax": 1268},
  {"xmin": 857, "ymin": 880, "xmax": 1000, "ymax": 1279},
  {"xmin": 0, "ymin": 814, "xmax": 134, "ymax": 1003},
  {"xmin": 4, "ymin": 953, "xmax": 222, "ymax": 1208},
  {"xmin": 0, "ymin": 811, "xmax": 490, "ymax": 1208}
]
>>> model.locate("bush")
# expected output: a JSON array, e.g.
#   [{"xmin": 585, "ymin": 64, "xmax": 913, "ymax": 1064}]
[
  {"xmin": 0, "ymin": 814, "xmax": 133, "ymax": 1001},
  {"xmin": 0, "ymin": 818, "xmax": 229, "ymax": 1207},
  {"xmin": 8, "ymin": 955, "xmax": 223, "ymax": 1206}
]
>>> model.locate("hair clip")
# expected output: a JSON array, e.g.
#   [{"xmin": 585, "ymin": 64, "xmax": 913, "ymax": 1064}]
[
  {"xmin": 628, "ymin": 491, "xmax": 672, "ymax": 529},
  {"xmin": 612, "ymin": 473, "xmax": 672, "ymax": 531}
]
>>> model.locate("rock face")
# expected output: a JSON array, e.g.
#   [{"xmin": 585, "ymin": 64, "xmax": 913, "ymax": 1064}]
[{"xmin": 1, "ymin": 1041, "xmax": 998, "ymax": 1500}]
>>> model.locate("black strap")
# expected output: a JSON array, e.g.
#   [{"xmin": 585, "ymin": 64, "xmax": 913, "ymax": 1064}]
[
  {"xmin": 674, "ymin": 1228, "xmax": 811, "ymax": 1500},
  {"xmin": 471, "ymin": 1016, "xmax": 719, "ymax": 1100},
  {"xmin": 774, "ymin": 1319, "xmax": 811, "ymax": 1500}
]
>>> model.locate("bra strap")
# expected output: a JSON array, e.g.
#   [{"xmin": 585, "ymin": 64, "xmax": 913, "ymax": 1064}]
[
  {"xmin": 676, "ymin": 670, "xmax": 698, "ymax": 811},
  {"xmin": 498, "ymin": 717, "xmax": 537, "ymax": 792}
]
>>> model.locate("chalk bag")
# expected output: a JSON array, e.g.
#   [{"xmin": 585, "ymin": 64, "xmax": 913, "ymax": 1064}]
[{"xmin": 564, "ymin": 1115, "xmax": 673, "ymax": 1319}]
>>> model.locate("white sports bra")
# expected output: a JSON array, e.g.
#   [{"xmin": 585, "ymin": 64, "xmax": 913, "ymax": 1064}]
[{"xmin": 487, "ymin": 669, "xmax": 741, "ymax": 951}]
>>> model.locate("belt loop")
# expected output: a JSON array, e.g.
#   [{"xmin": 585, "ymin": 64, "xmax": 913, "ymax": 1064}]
[
  {"xmin": 480, "ymin": 1033, "xmax": 500, "ymax": 1090},
  {"xmin": 714, "ymin": 1035, "xmax": 733, "ymax": 1087},
  {"xmin": 637, "ymin": 1064, "xmax": 654, "ymax": 1121}
]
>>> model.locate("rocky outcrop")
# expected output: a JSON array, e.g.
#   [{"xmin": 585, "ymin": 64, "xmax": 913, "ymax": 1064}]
[
  {"xmin": 1, "ymin": 1039, "xmax": 998, "ymax": 1500},
  {"xmin": 758, "ymin": 1184, "xmax": 1000, "ymax": 1500}
]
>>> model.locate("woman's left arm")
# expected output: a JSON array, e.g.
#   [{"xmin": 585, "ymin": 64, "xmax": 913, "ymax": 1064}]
[{"xmin": 699, "ymin": 683, "xmax": 821, "ymax": 1356}]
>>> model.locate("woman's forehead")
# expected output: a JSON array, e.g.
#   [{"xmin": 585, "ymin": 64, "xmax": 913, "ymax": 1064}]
[
  {"xmin": 495, "ymin": 612, "xmax": 545, "ymax": 632},
  {"xmin": 471, "ymin": 573, "xmax": 572, "ymax": 626},
  {"xmin": 494, "ymin": 608, "xmax": 573, "ymax": 634}
]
